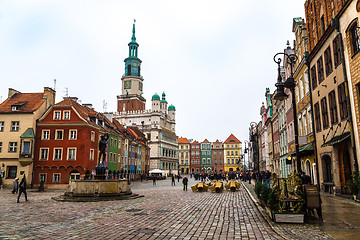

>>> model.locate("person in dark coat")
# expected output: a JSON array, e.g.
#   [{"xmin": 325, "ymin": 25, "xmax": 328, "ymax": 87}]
[
  {"xmin": 171, "ymin": 175, "xmax": 176, "ymax": 186},
  {"xmin": 153, "ymin": 176, "xmax": 156, "ymax": 185},
  {"xmin": 182, "ymin": 176, "xmax": 188, "ymax": 191},
  {"xmin": 17, "ymin": 176, "xmax": 28, "ymax": 203}
]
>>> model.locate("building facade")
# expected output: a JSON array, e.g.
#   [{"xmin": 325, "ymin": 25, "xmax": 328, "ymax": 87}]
[
  {"xmin": 224, "ymin": 134, "xmax": 242, "ymax": 172},
  {"xmin": 200, "ymin": 139, "xmax": 212, "ymax": 173},
  {"xmin": 178, "ymin": 137, "xmax": 190, "ymax": 174},
  {"xmin": 190, "ymin": 141, "xmax": 201, "ymax": 173},
  {"xmin": 212, "ymin": 140, "xmax": 224, "ymax": 172},
  {"xmin": 0, "ymin": 87, "xmax": 55, "ymax": 187}
]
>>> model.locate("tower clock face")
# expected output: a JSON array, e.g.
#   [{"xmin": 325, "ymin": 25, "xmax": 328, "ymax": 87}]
[
  {"xmin": 124, "ymin": 80, "xmax": 131, "ymax": 89},
  {"xmin": 133, "ymin": 63, "xmax": 137, "ymax": 67}
]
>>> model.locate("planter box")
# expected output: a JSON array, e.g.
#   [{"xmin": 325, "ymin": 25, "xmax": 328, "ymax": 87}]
[{"xmin": 273, "ymin": 213, "xmax": 304, "ymax": 223}]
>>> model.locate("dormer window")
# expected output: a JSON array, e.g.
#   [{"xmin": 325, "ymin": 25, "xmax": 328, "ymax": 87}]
[
  {"xmin": 11, "ymin": 106, "xmax": 19, "ymax": 111},
  {"xmin": 53, "ymin": 111, "xmax": 61, "ymax": 120}
]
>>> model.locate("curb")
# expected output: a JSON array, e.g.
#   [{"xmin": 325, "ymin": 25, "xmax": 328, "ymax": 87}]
[{"xmin": 241, "ymin": 182, "xmax": 292, "ymax": 240}]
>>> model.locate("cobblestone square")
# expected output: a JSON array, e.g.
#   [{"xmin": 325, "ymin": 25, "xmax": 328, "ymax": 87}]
[{"xmin": 1, "ymin": 178, "xmax": 332, "ymax": 240}]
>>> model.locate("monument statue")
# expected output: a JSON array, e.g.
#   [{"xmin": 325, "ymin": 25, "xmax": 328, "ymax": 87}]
[{"xmin": 98, "ymin": 133, "xmax": 109, "ymax": 166}]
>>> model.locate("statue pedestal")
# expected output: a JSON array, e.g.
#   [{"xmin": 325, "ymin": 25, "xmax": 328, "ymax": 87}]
[{"xmin": 93, "ymin": 164, "xmax": 107, "ymax": 180}]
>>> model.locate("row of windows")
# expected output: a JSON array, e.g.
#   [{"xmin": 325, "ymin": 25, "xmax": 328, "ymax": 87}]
[
  {"xmin": 310, "ymin": 37, "xmax": 341, "ymax": 90},
  {"xmin": 53, "ymin": 110, "xmax": 71, "ymax": 120},
  {"xmin": 42, "ymin": 129, "xmax": 85, "ymax": 141},
  {"xmin": 226, "ymin": 151, "xmax": 239, "ymax": 156},
  {"xmin": 191, "ymin": 151, "xmax": 200, "ymax": 156},
  {"xmin": 180, "ymin": 145, "xmax": 189, "ymax": 150},
  {"xmin": 0, "ymin": 121, "xmax": 19, "ymax": 132},
  {"xmin": 39, "ymin": 147, "xmax": 94, "ymax": 161},
  {"xmin": 314, "ymin": 83, "xmax": 348, "ymax": 132},
  {"xmin": 227, "ymin": 159, "xmax": 239, "ymax": 165}
]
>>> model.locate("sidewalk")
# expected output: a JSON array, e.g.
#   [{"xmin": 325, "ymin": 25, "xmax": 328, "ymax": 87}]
[{"xmin": 242, "ymin": 181, "xmax": 360, "ymax": 240}]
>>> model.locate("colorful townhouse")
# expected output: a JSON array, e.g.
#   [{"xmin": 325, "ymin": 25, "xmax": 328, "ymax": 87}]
[
  {"xmin": 224, "ymin": 134, "xmax": 242, "ymax": 172},
  {"xmin": 0, "ymin": 87, "xmax": 55, "ymax": 187},
  {"xmin": 212, "ymin": 140, "xmax": 224, "ymax": 172},
  {"xmin": 178, "ymin": 137, "xmax": 190, "ymax": 175},
  {"xmin": 190, "ymin": 140, "xmax": 201, "ymax": 173},
  {"xmin": 305, "ymin": 0, "xmax": 357, "ymax": 194},
  {"xmin": 200, "ymin": 139, "xmax": 212, "ymax": 173}
]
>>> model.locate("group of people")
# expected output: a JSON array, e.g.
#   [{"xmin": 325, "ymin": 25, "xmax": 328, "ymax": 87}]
[
  {"xmin": 12, "ymin": 176, "xmax": 28, "ymax": 203},
  {"xmin": 171, "ymin": 174, "xmax": 189, "ymax": 191}
]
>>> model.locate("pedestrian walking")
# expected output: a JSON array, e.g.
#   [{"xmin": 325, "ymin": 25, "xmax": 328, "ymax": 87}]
[
  {"xmin": 177, "ymin": 175, "xmax": 180, "ymax": 182},
  {"xmin": 17, "ymin": 176, "xmax": 28, "ymax": 203},
  {"xmin": 182, "ymin": 176, "xmax": 188, "ymax": 191},
  {"xmin": 153, "ymin": 176, "xmax": 156, "ymax": 185},
  {"xmin": 140, "ymin": 175, "xmax": 143, "ymax": 182},
  {"xmin": 171, "ymin": 175, "xmax": 176, "ymax": 186},
  {"xmin": 12, "ymin": 178, "xmax": 19, "ymax": 194}
]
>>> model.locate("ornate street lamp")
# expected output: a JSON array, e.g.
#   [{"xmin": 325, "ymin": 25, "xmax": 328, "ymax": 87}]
[
  {"xmin": 273, "ymin": 52, "xmax": 301, "ymax": 173},
  {"xmin": 249, "ymin": 122, "xmax": 259, "ymax": 171}
]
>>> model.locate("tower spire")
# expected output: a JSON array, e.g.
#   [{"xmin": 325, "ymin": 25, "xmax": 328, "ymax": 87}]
[{"xmin": 131, "ymin": 19, "xmax": 136, "ymax": 43}]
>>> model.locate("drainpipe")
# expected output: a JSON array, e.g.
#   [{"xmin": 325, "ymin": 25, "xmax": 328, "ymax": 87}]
[
  {"xmin": 332, "ymin": 18, "xmax": 359, "ymax": 172},
  {"xmin": 305, "ymin": 52, "xmax": 321, "ymax": 189}
]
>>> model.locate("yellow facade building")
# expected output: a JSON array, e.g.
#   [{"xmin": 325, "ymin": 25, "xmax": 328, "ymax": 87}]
[
  {"xmin": 178, "ymin": 137, "xmax": 190, "ymax": 175},
  {"xmin": 0, "ymin": 88, "xmax": 55, "ymax": 187},
  {"xmin": 224, "ymin": 134, "xmax": 242, "ymax": 172}
]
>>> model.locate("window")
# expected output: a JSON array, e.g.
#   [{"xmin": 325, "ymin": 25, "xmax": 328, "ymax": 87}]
[
  {"xmin": 54, "ymin": 148, "xmax": 62, "ymax": 160},
  {"xmin": 53, "ymin": 111, "xmax": 61, "ymax": 120},
  {"xmin": 53, "ymin": 174, "xmax": 60, "ymax": 183},
  {"xmin": 231, "ymin": 151, "xmax": 234, "ymax": 156},
  {"xmin": 314, "ymin": 102, "xmax": 321, "ymax": 132},
  {"xmin": 227, "ymin": 159, "xmax": 230, "ymax": 164},
  {"xmin": 219, "ymin": 152, "xmax": 222, "ymax": 155},
  {"xmin": 338, "ymin": 83, "xmax": 348, "ymax": 120},
  {"xmin": 0, "ymin": 142, "xmax": 2, "ymax": 152},
  {"xmin": 191, "ymin": 151, "xmax": 195, "ymax": 156},
  {"xmin": 299, "ymin": 77, "xmax": 304, "ymax": 99},
  {"xmin": 22, "ymin": 141, "xmax": 30, "ymax": 154},
  {"xmin": 9, "ymin": 142, "xmax": 17, "ymax": 152},
  {"xmin": 311, "ymin": 65, "xmax": 317, "ymax": 90},
  {"xmin": 317, "ymin": 56, "xmax": 324, "ymax": 83},
  {"xmin": 185, "ymin": 152, "xmax": 188, "ymax": 157},
  {"xmin": 11, "ymin": 121, "xmax": 19, "ymax": 131},
  {"xmin": 40, "ymin": 148, "xmax": 49, "ymax": 160},
  {"xmin": 320, "ymin": 15, "xmax": 325, "ymax": 34},
  {"xmin": 350, "ymin": 23, "xmax": 360, "ymax": 55},
  {"xmin": 231, "ymin": 159, "xmax": 234, "ymax": 164},
  {"xmin": 114, "ymin": 139, "xmax": 117, "ymax": 147},
  {"xmin": 219, "ymin": 159, "xmax": 222, "ymax": 164},
  {"xmin": 181, "ymin": 145, "xmax": 183, "ymax": 149},
  {"xmin": 91, "ymin": 131, "xmax": 95, "ymax": 142},
  {"xmin": 0, "ymin": 121, "xmax": 3, "ymax": 131},
  {"xmin": 296, "ymin": 86, "xmax": 300, "ymax": 103},
  {"xmin": 329, "ymin": 91, "xmax": 338, "ymax": 124},
  {"xmin": 39, "ymin": 174, "xmax": 46, "ymax": 183},
  {"xmin": 321, "ymin": 97, "xmax": 329, "ymax": 129},
  {"xmin": 63, "ymin": 111, "xmax": 70, "ymax": 120},
  {"xmin": 324, "ymin": 47, "xmax": 333, "ymax": 76},
  {"xmin": 333, "ymin": 37, "xmax": 341, "ymax": 67},
  {"xmin": 181, "ymin": 160, "xmax": 184, "ymax": 165},
  {"xmin": 68, "ymin": 148, "xmax": 76, "ymax": 160},
  {"xmin": 42, "ymin": 130, "xmax": 50, "ymax": 140},
  {"xmin": 235, "ymin": 151, "xmax": 238, "ymax": 156},
  {"xmin": 69, "ymin": 130, "xmax": 77, "ymax": 140},
  {"xmin": 227, "ymin": 151, "xmax": 230, "ymax": 156},
  {"xmin": 304, "ymin": 70, "xmax": 310, "ymax": 93},
  {"xmin": 90, "ymin": 149, "xmax": 94, "ymax": 161},
  {"xmin": 55, "ymin": 130, "xmax": 63, "ymax": 140},
  {"xmin": 214, "ymin": 151, "xmax": 217, "ymax": 155},
  {"xmin": 110, "ymin": 138, "xmax": 113, "ymax": 147},
  {"xmin": 7, "ymin": 166, "xmax": 17, "ymax": 179}
]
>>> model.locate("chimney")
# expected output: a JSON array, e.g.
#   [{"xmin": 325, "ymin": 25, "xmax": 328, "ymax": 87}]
[
  {"xmin": 8, "ymin": 88, "xmax": 20, "ymax": 98},
  {"xmin": 63, "ymin": 96, "xmax": 79, "ymax": 102},
  {"xmin": 43, "ymin": 87, "xmax": 56, "ymax": 108},
  {"xmin": 82, "ymin": 103, "xmax": 93, "ymax": 109}
]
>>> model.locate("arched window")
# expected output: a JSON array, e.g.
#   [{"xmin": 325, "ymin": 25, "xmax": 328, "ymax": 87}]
[{"xmin": 127, "ymin": 64, "xmax": 131, "ymax": 76}]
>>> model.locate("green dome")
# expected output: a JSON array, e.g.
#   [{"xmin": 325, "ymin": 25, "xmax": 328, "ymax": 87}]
[
  {"xmin": 168, "ymin": 104, "xmax": 176, "ymax": 111},
  {"xmin": 152, "ymin": 93, "xmax": 160, "ymax": 100}
]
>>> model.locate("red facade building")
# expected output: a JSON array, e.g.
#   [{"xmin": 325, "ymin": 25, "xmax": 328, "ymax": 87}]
[
  {"xmin": 212, "ymin": 140, "xmax": 224, "ymax": 172},
  {"xmin": 190, "ymin": 140, "xmax": 201, "ymax": 173},
  {"xmin": 34, "ymin": 98, "xmax": 101, "ymax": 186}
]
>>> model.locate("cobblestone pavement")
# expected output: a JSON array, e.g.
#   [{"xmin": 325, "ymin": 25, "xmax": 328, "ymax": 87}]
[{"xmin": 0, "ymin": 177, "xmax": 330, "ymax": 240}]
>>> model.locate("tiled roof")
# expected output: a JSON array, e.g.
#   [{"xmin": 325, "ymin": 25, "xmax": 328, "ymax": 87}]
[
  {"xmin": 178, "ymin": 138, "xmax": 189, "ymax": 144},
  {"xmin": 191, "ymin": 140, "xmax": 199, "ymax": 144},
  {"xmin": 0, "ymin": 92, "xmax": 45, "ymax": 113},
  {"xmin": 203, "ymin": 139, "xmax": 209, "ymax": 143},
  {"xmin": 224, "ymin": 134, "xmax": 241, "ymax": 144}
]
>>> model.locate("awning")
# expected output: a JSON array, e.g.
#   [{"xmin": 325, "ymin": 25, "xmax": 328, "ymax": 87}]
[
  {"xmin": 149, "ymin": 169, "xmax": 164, "ymax": 174},
  {"xmin": 321, "ymin": 131, "xmax": 351, "ymax": 147},
  {"xmin": 20, "ymin": 128, "xmax": 35, "ymax": 138},
  {"xmin": 291, "ymin": 142, "xmax": 314, "ymax": 157}
]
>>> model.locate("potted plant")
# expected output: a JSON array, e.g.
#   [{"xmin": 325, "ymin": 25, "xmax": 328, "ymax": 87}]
[{"xmin": 347, "ymin": 171, "xmax": 360, "ymax": 200}]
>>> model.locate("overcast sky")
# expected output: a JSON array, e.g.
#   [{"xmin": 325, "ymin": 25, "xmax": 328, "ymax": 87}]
[{"xmin": 0, "ymin": 0, "xmax": 305, "ymax": 144}]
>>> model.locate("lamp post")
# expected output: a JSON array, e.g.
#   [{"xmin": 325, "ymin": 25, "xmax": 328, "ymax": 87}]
[
  {"xmin": 273, "ymin": 52, "xmax": 301, "ymax": 173},
  {"xmin": 244, "ymin": 140, "xmax": 250, "ymax": 170},
  {"xmin": 249, "ymin": 122, "xmax": 259, "ymax": 171}
]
